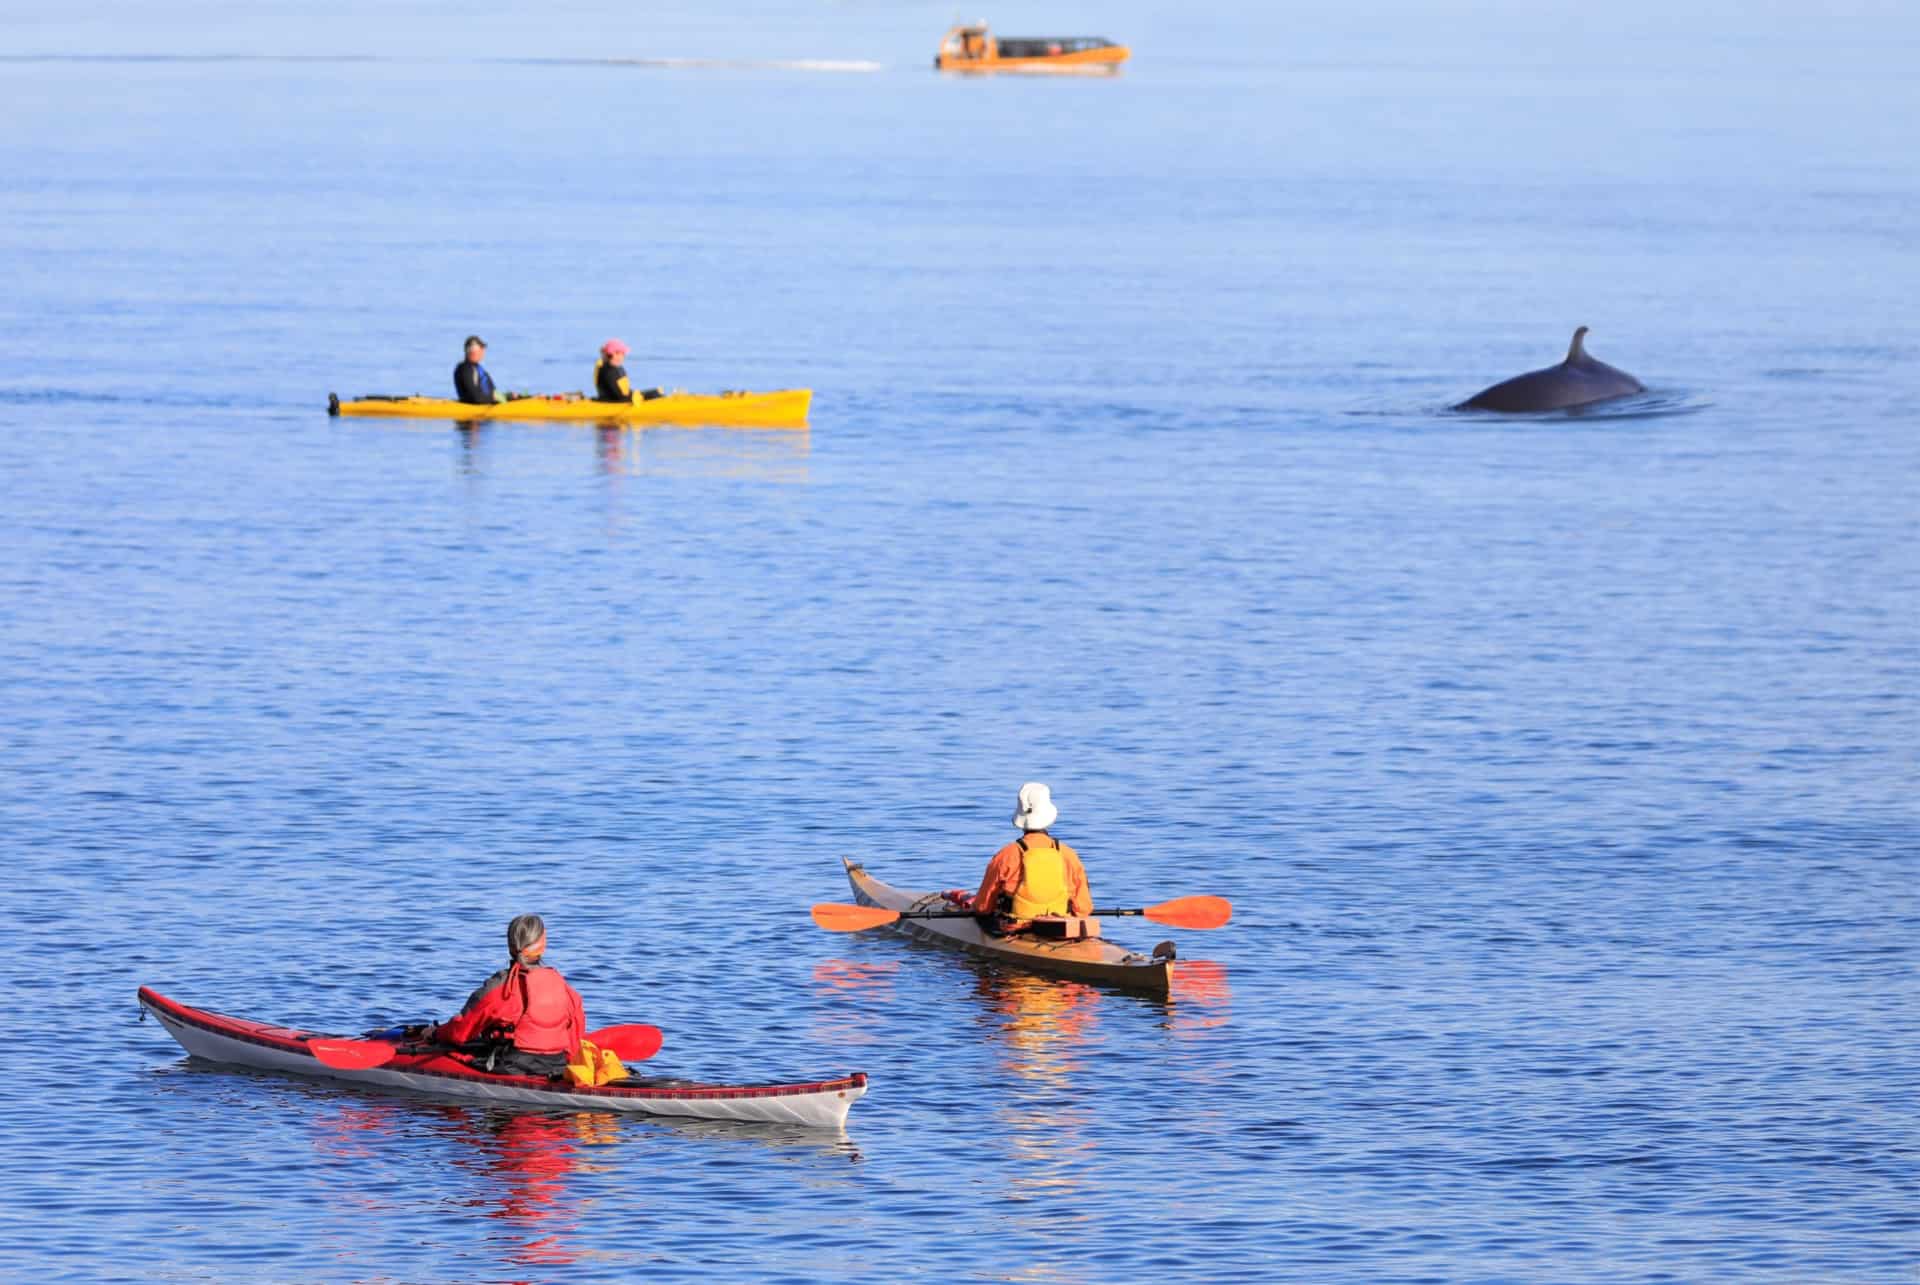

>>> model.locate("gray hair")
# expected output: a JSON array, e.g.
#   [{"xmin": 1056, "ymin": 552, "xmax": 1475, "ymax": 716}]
[{"xmin": 507, "ymin": 913, "xmax": 547, "ymax": 964}]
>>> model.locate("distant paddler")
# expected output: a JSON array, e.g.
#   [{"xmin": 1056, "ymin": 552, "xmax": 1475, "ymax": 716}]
[
  {"xmin": 594, "ymin": 339, "xmax": 664, "ymax": 404},
  {"xmin": 973, "ymin": 783, "xmax": 1093, "ymax": 935},
  {"xmin": 453, "ymin": 335, "xmax": 502, "ymax": 405}
]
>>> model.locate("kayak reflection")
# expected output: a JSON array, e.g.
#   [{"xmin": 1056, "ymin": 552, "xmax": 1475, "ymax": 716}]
[
  {"xmin": 593, "ymin": 422, "xmax": 810, "ymax": 483},
  {"xmin": 431, "ymin": 419, "xmax": 810, "ymax": 483},
  {"xmin": 307, "ymin": 1097, "xmax": 407, "ymax": 1165}
]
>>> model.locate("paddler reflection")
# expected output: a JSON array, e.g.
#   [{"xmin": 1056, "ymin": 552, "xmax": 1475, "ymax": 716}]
[
  {"xmin": 596, "ymin": 422, "xmax": 624, "ymax": 474},
  {"xmin": 592, "ymin": 422, "xmax": 811, "ymax": 482},
  {"xmin": 975, "ymin": 970, "xmax": 1100, "ymax": 1190},
  {"xmin": 977, "ymin": 971, "xmax": 1100, "ymax": 1088},
  {"xmin": 447, "ymin": 1109, "xmax": 622, "ymax": 1271}
]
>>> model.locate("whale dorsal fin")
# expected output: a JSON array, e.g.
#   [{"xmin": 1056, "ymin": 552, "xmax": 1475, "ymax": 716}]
[{"xmin": 1565, "ymin": 326, "xmax": 1591, "ymax": 364}]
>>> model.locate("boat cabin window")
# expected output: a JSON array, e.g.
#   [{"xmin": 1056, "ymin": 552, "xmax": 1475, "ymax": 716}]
[{"xmin": 994, "ymin": 37, "xmax": 1113, "ymax": 58}]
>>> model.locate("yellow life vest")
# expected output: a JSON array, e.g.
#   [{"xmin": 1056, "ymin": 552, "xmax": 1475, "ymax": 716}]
[
  {"xmin": 593, "ymin": 358, "xmax": 633, "ymax": 402},
  {"xmin": 1009, "ymin": 835, "xmax": 1072, "ymax": 918},
  {"xmin": 564, "ymin": 1039, "xmax": 630, "ymax": 1088}
]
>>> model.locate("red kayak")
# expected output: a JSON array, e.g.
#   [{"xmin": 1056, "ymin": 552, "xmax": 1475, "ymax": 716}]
[{"xmin": 139, "ymin": 987, "xmax": 867, "ymax": 1129}]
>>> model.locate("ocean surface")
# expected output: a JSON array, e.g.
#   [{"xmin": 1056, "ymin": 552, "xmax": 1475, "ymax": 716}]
[{"xmin": 3, "ymin": 2, "xmax": 1917, "ymax": 1280}]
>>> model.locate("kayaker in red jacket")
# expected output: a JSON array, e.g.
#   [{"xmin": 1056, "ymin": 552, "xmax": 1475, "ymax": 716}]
[
  {"xmin": 431, "ymin": 914, "xmax": 586, "ymax": 1077},
  {"xmin": 974, "ymin": 783, "xmax": 1092, "ymax": 933}
]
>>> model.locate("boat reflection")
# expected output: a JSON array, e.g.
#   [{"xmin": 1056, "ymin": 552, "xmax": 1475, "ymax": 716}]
[{"xmin": 593, "ymin": 422, "xmax": 809, "ymax": 483}]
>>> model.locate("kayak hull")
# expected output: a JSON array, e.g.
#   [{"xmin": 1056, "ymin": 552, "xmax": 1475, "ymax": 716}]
[
  {"xmin": 937, "ymin": 55, "xmax": 1127, "ymax": 75},
  {"xmin": 843, "ymin": 858, "xmax": 1173, "ymax": 992},
  {"xmin": 329, "ymin": 389, "xmax": 810, "ymax": 428},
  {"xmin": 138, "ymin": 987, "xmax": 865, "ymax": 1128}
]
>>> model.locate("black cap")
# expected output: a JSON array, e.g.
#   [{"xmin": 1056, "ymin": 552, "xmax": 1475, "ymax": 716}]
[{"xmin": 464, "ymin": 335, "xmax": 486, "ymax": 350}]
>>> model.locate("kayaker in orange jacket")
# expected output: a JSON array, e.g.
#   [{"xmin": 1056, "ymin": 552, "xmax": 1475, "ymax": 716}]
[
  {"xmin": 974, "ymin": 783, "xmax": 1092, "ymax": 933},
  {"xmin": 431, "ymin": 914, "xmax": 586, "ymax": 1077}
]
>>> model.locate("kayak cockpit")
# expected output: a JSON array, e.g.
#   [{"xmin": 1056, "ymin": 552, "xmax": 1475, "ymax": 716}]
[{"xmin": 1000, "ymin": 915, "xmax": 1102, "ymax": 941}]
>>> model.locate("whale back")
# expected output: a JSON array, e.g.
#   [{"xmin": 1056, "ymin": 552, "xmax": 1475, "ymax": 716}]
[{"xmin": 1457, "ymin": 327, "xmax": 1643, "ymax": 412}]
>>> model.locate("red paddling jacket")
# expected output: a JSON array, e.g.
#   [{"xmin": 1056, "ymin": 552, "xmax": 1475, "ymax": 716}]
[{"xmin": 433, "ymin": 962, "xmax": 586, "ymax": 1057}]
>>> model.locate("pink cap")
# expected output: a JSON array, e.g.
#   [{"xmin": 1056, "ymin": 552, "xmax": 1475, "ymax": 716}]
[{"xmin": 601, "ymin": 338, "xmax": 629, "ymax": 357}]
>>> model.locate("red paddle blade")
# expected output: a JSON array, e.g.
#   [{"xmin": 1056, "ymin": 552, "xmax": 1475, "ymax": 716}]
[
  {"xmin": 588, "ymin": 1024, "xmax": 663, "ymax": 1062},
  {"xmin": 810, "ymin": 904, "xmax": 902, "ymax": 932},
  {"xmin": 1144, "ymin": 895, "xmax": 1233, "ymax": 930},
  {"xmin": 309, "ymin": 1038, "xmax": 397, "ymax": 1070}
]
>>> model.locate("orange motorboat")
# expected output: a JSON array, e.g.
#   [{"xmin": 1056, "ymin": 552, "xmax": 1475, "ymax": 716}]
[{"xmin": 934, "ymin": 23, "xmax": 1129, "ymax": 74}]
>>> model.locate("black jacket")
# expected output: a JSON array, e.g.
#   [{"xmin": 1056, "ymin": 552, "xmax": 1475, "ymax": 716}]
[{"xmin": 453, "ymin": 360, "xmax": 496, "ymax": 404}]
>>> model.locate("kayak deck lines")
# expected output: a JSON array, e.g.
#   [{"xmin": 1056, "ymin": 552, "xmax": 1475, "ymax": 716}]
[{"xmin": 139, "ymin": 987, "xmax": 865, "ymax": 1128}]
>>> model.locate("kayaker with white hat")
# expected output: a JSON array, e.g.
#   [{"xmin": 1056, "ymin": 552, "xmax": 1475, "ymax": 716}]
[
  {"xmin": 972, "ymin": 783, "xmax": 1092, "ymax": 933},
  {"xmin": 593, "ymin": 339, "xmax": 663, "ymax": 403},
  {"xmin": 428, "ymin": 913, "xmax": 587, "ymax": 1077}
]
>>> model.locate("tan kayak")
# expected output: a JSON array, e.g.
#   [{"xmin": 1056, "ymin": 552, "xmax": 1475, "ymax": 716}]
[{"xmin": 843, "ymin": 858, "xmax": 1175, "ymax": 992}]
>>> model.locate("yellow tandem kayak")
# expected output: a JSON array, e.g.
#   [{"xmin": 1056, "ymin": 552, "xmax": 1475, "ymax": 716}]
[{"xmin": 327, "ymin": 389, "xmax": 811, "ymax": 428}]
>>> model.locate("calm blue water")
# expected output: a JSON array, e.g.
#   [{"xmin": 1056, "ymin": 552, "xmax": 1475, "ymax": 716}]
[{"xmin": 3, "ymin": 3, "xmax": 1918, "ymax": 1280}]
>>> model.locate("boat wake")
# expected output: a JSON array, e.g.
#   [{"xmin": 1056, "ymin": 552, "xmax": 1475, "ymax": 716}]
[
  {"xmin": 519, "ymin": 57, "xmax": 884, "ymax": 73},
  {"xmin": 3, "ymin": 54, "xmax": 885, "ymax": 73}
]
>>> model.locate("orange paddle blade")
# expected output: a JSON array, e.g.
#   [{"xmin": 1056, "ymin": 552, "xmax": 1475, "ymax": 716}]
[
  {"xmin": 1144, "ymin": 895, "xmax": 1233, "ymax": 930},
  {"xmin": 810, "ymin": 903, "xmax": 902, "ymax": 932},
  {"xmin": 309, "ymin": 1038, "xmax": 397, "ymax": 1070},
  {"xmin": 588, "ymin": 1024, "xmax": 663, "ymax": 1062}
]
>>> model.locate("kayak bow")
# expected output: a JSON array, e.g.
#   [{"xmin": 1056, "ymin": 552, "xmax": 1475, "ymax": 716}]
[{"xmin": 139, "ymin": 987, "xmax": 865, "ymax": 1128}]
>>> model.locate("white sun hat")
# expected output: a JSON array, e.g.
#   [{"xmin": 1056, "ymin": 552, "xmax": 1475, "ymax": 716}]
[{"xmin": 1011, "ymin": 782, "xmax": 1058, "ymax": 832}]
